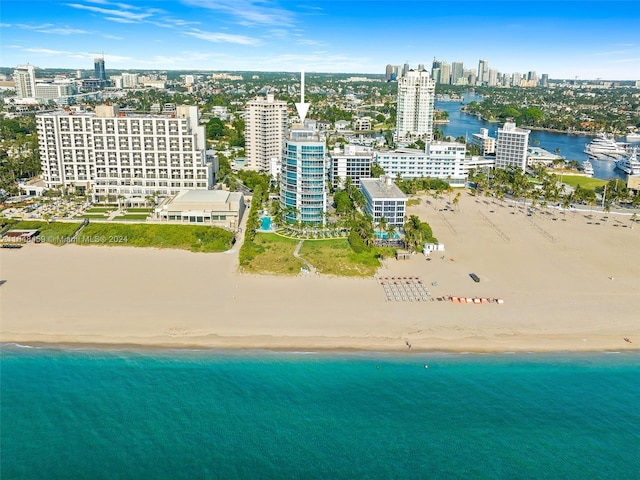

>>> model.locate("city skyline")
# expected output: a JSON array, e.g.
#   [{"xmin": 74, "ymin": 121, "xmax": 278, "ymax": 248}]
[{"xmin": 1, "ymin": 0, "xmax": 639, "ymax": 80}]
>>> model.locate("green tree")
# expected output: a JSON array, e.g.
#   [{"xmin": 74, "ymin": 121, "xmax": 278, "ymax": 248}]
[{"xmin": 206, "ymin": 117, "xmax": 226, "ymax": 139}]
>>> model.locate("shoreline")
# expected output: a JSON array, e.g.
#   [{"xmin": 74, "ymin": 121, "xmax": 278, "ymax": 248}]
[{"xmin": 3, "ymin": 340, "xmax": 638, "ymax": 356}]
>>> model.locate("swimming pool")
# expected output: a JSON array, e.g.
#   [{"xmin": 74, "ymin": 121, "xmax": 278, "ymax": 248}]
[{"xmin": 260, "ymin": 216, "xmax": 272, "ymax": 230}]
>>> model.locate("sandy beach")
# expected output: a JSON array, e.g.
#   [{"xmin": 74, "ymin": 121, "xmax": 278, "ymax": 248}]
[{"xmin": 1, "ymin": 192, "xmax": 639, "ymax": 352}]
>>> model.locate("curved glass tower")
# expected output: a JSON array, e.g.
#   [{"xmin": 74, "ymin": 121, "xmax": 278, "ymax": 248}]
[{"xmin": 280, "ymin": 127, "xmax": 328, "ymax": 225}]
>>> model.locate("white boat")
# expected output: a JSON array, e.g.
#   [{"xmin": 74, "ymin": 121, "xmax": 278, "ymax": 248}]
[
  {"xmin": 582, "ymin": 159, "xmax": 594, "ymax": 177},
  {"xmin": 584, "ymin": 133, "xmax": 629, "ymax": 159},
  {"xmin": 626, "ymin": 132, "xmax": 640, "ymax": 142},
  {"xmin": 615, "ymin": 147, "xmax": 640, "ymax": 176}
]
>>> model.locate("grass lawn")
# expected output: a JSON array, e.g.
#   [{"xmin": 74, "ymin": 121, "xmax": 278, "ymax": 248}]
[
  {"xmin": 112, "ymin": 214, "xmax": 150, "ymax": 220},
  {"xmin": 85, "ymin": 207, "xmax": 115, "ymax": 213},
  {"xmin": 239, "ymin": 233, "xmax": 306, "ymax": 275},
  {"xmin": 76, "ymin": 223, "xmax": 234, "ymax": 252},
  {"xmin": 561, "ymin": 175, "xmax": 607, "ymax": 190},
  {"xmin": 9, "ymin": 220, "xmax": 81, "ymax": 244},
  {"xmin": 126, "ymin": 208, "xmax": 154, "ymax": 213},
  {"xmin": 299, "ymin": 238, "xmax": 384, "ymax": 277},
  {"xmin": 240, "ymin": 233, "xmax": 392, "ymax": 277}
]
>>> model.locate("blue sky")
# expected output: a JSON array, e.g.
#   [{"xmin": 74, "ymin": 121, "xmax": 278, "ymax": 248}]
[{"xmin": 1, "ymin": 0, "xmax": 639, "ymax": 80}]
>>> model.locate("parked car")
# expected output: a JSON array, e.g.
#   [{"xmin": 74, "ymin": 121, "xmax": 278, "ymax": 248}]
[{"xmin": 469, "ymin": 273, "xmax": 480, "ymax": 283}]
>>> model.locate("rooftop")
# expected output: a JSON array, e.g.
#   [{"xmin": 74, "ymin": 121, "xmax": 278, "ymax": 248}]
[{"xmin": 360, "ymin": 176, "xmax": 407, "ymax": 199}]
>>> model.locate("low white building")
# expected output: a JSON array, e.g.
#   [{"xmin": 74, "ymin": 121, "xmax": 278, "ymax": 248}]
[
  {"xmin": 471, "ymin": 128, "xmax": 496, "ymax": 155},
  {"xmin": 526, "ymin": 147, "xmax": 563, "ymax": 167},
  {"xmin": 18, "ymin": 177, "xmax": 47, "ymax": 196},
  {"xmin": 156, "ymin": 189, "xmax": 245, "ymax": 230},
  {"xmin": 360, "ymin": 175, "xmax": 407, "ymax": 228},
  {"xmin": 374, "ymin": 141, "xmax": 467, "ymax": 185},
  {"xmin": 329, "ymin": 144, "xmax": 374, "ymax": 188}
]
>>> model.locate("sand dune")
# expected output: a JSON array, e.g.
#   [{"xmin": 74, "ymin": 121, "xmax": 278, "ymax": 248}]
[{"xmin": 1, "ymin": 192, "xmax": 639, "ymax": 352}]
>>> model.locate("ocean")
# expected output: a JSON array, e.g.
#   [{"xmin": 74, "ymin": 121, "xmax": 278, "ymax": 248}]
[{"xmin": 2, "ymin": 345, "xmax": 639, "ymax": 479}]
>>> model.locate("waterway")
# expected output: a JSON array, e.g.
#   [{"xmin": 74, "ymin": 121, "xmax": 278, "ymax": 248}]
[{"xmin": 435, "ymin": 93, "xmax": 628, "ymax": 181}]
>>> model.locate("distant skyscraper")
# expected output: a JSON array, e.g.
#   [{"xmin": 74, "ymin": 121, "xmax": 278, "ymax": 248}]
[
  {"xmin": 402, "ymin": 62, "xmax": 410, "ymax": 78},
  {"xmin": 477, "ymin": 59, "xmax": 489, "ymax": 85},
  {"xmin": 280, "ymin": 127, "xmax": 328, "ymax": 225},
  {"xmin": 13, "ymin": 64, "xmax": 37, "ymax": 98},
  {"xmin": 540, "ymin": 74, "xmax": 549, "ymax": 87},
  {"xmin": 451, "ymin": 62, "xmax": 464, "ymax": 84},
  {"xmin": 94, "ymin": 57, "xmax": 106, "ymax": 81},
  {"xmin": 512, "ymin": 72, "xmax": 522, "ymax": 87},
  {"xmin": 395, "ymin": 69, "xmax": 436, "ymax": 142},
  {"xmin": 488, "ymin": 68, "xmax": 498, "ymax": 86},
  {"xmin": 495, "ymin": 122, "xmax": 530, "ymax": 171},
  {"xmin": 385, "ymin": 64, "xmax": 394, "ymax": 81},
  {"xmin": 440, "ymin": 62, "xmax": 451, "ymax": 85},
  {"xmin": 245, "ymin": 94, "xmax": 288, "ymax": 171}
]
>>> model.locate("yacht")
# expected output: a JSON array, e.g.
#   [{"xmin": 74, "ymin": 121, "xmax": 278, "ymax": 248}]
[
  {"xmin": 584, "ymin": 133, "xmax": 629, "ymax": 159},
  {"xmin": 581, "ymin": 159, "xmax": 594, "ymax": 177},
  {"xmin": 626, "ymin": 132, "xmax": 640, "ymax": 142},
  {"xmin": 615, "ymin": 147, "xmax": 640, "ymax": 176}
]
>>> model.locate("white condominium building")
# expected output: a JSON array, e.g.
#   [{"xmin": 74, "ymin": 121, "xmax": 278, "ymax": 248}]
[
  {"xmin": 329, "ymin": 144, "xmax": 374, "ymax": 189},
  {"xmin": 495, "ymin": 122, "xmax": 530, "ymax": 171},
  {"xmin": 36, "ymin": 104, "xmax": 214, "ymax": 201},
  {"xmin": 13, "ymin": 64, "xmax": 37, "ymax": 99},
  {"xmin": 396, "ymin": 69, "xmax": 436, "ymax": 142},
  {"xmin": 244, "ymin": 94, "xmax": 288, "ymax": 171},
  {"xmin": 471, "ymin": 128, "xmax": 496, "ymax": 155},
  {"xmin": 374, "ymin": 141, "xmax": 467, "ymax": 185},
  {"xmin": 34, "ymin": 80, "xmax": 76, "ymax": 105},
  {"xmin": 360, "ymin": 175, "xmax": 407, "ymax": 228},
  {"xmin": 280, "ymin": 127, "xmax": 328, "ymax": 225}
]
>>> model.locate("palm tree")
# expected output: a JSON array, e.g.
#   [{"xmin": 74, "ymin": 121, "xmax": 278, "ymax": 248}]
[
  {"xmin": 452, "ymin": 192, "xmax": 461, "ymax": 212},
  {"xmin": 385, "ymin": 222, "xmax": 396, "ymax": 242},
  {"xmin": 377, "ymin": 215, "xmax": 388, "ymax": 240}
]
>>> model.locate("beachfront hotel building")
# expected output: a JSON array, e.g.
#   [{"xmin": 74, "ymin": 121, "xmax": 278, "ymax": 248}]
[
  {"xmin": 36, "ymin": 104, "xmax": 215, "ymax": 202},
  {"xmin": 374, "ymin": 141, "xmax": 467, "ymax": 185},
  {"xmin": 495, "ymin": 122, "xmax": 531, "ymax": 171},
  {"xmin": 329, "ymin": 144, "xmax": 374, "ymax": 189},
  {"xmin": 279, "ymin": 127, "xmax": 329, "ymax": 225},
  {"xmin": 395, "ymin": 69, "xmax": 436, "ymax": 142},
  {"xmin": 360, "ymin": 175, "xmax": 407, "ymax": 228},
  {"xmin": 244, "ymin": 94, "xmax": 288, "ymax": 171}
]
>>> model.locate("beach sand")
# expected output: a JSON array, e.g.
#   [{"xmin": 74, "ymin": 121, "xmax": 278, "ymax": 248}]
[{"xmin": 1, "ymin": 192, "xmax": 639, "ymax": 352}]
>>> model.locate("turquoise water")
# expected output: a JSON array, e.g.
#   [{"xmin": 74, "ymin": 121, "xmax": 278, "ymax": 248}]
[
  {"xmin": 260, "ymin": 216, "xmax": 271, "ymax": 230},
  {"xmin": 375, "ymin": 230, "xmax": 400, "ymax": 239},
  {"xmin": 2, "ymin": 345, "xmax": 639, "ymax": 479}
]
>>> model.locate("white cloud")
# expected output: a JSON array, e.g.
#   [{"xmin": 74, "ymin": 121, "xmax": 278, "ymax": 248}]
[
  {"xmin": 65, "ymin": 2, "xmax": 155, "ymax": 22},
  {"xmin": 184, "ymin": 29, "xmax": 261, "ymax": 46},
  {"xmin": 180, "ymin": 0, "xmax": 295, "ymax": 27}
]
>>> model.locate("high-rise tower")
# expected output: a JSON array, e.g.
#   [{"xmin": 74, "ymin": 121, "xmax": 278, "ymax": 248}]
[
  {"xmin": 13, "ymin": 64, "xmax": 37, "ymax": 99},
  {"xmin": 94, "ymin": 57, "xmax": 106, "ymax": 81},
  {"xmin": 395, "ymin": 69, "xmax": 436, "ymax": 142},
  {"xmin": 477, "ymin": 59, "xmax": 489, "ymax": 86},
  {"xmin": 244, "ymin": 94, "xmax": 288, "ymax": 172},
  {"xmin": 451, "ymin": 62, "xmax": 464, "ymax": 84},
  {"xmin": 279, "ymin": 127, "xmax": 328, "ymax": 225}
]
